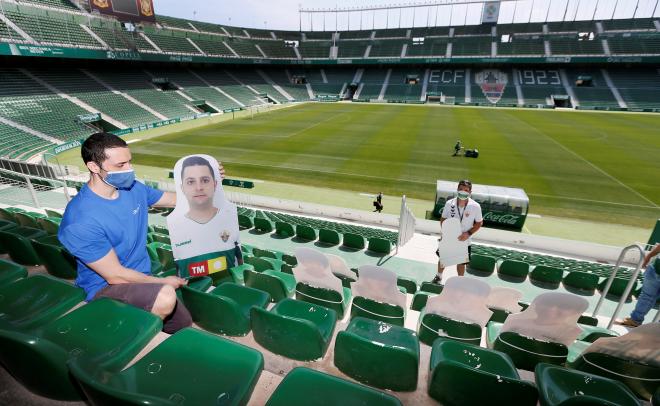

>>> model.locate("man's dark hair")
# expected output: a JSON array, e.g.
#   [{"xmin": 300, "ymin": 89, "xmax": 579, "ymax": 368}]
[
  {"xmin": 181, "ymin": 156, "xmax": 215, "ymax": 181},
  {"xmin": 81, "ymin": 132, "xmax": 128, "ymax": 165},
  {"xmin": 458, "ymin": 179, "xmax": 472, "ymax": 191}
]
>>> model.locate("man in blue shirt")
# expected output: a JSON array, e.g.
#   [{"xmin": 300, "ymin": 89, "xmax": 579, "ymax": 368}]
[{"xmin": 59, "ymin": 132, "xmax": 217, "ymax": 333}]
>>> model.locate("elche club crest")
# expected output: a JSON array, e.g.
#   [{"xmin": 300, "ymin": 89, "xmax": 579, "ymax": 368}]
[
  {"xmin": 475, "ymin": 70, "xmax": 508, "ymax": 104},
  {"xmin": 220, "ymin": 230, "xmax": 230, "ymax": 242}
]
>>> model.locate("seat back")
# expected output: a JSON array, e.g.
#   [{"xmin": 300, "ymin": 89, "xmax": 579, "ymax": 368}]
[
  {"xmin": 31, "ymin": 240, "xmax": 77, "ymax": 279},
  {"xmin": 295, "ymin": 224, "xmax": 317, "ymax": 241},
  {"xmin": 424, "ymin": 276, "xmax": 493, "ymax": 328},
  {"xmin": 37, "ymin": 217, "xmax": 61, "ymax": 235},
  {"xmin": 351, "ymin": 296, "xmax": 405, "ymax": 326},
  {"xmin": 253, "ymin": 217, "xmax": 274, "ymax": 232},
  {"xmin": 181, "ymin": 285, "xmax": 251, "ymax": 335},
  {"xmin": 353, "ymin": 265, "xmax": 405, "ymax": 309},
  {"xmin": 501, "ymin": 291, "xmax": 588, "ymax": 347},
  {"xmin": 469, "ymin": 254, "xmax": 497, "ymax": 273},
  {"xmin": 275, "ymin": 221, "xmax": 295, "ymax": 237},
  {"xmin": 0, "ymin": 274, "xmax": 84, "ymax": 331},
  {"xmin": 572, "ymin": 323, "xmax": 660, "ymax": 399},
  {"xmin": 265, "ymin": 367, "xmax": 403, "ymax": 406},
  {"xmin": 499, "ymin": 259, "xmax": 530, "ymax": 279},
  {"xmin": 251, "ymin": 305, "xmax": 328, "ymax": 361},
  {"xmin": 342, "ymin": 232, "xmax": 365, "ymax": 250},
  {"xmin": 563, "ymin": 271, "xmax": 599, "ymax": 291},
  {"xmin": 0, "ymin": 258, "xmax": 28, "ymax": 287},
  {"xmin": 244, "ymin": 269, "xmax": 290, "ymax": 302},
  {"xmin": 494, "ymin": 331, "xmax": 568, "ymax": 370},
  {"xmin": 14, "ymin": 212, "xmax": 40, "ymax": 228},
  {"xmin": 418, "ymin": 313, "xmax": 483, "ymax": 345},
  {"xmin": 530, "ymin": 265, "xmax": 563, "ymax": 284},
  {"xmin": 0, "ymin": 227, "xmax": 47, "ymax": 265},
  {"xmin": 238, "ymin": 214, "xmax": 253, "ymax": 229},
  {"xmin": 318, "ymin": 228, "xmax": 341, "ymax": 245}
]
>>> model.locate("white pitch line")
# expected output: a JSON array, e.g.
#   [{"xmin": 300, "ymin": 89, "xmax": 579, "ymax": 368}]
[
  {"xmin": 126, "ymin": 139, "xmax": 142, "ymax": 144},
  {"xmin": 504, "ymin": 112, "xmax": 659, "ymax": 208},
  {"xmin": 527, "ymin": 193, "xmax": 660, "ymax": 210}
]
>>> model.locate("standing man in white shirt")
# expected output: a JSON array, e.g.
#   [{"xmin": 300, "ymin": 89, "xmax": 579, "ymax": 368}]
[{"xmin": 432, "ymin": 179, "xmax": 483, "ymax": 284}]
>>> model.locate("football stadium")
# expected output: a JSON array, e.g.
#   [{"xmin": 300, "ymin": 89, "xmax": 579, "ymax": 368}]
[{"xmin": 0, "ymin": 0, "xmax": 658, "ymax": 404}]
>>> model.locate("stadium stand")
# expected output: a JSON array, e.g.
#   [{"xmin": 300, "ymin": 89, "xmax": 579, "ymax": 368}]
[
  {"xmin": 497, "ymin": 36, "xmax": 545, "ymax": 55},
  {"xmin": 253, "ymin": 39, "xmax": 298, "ymax": 59},
  {"xmin": 609, "ymin": 68, "xmax": 660, "ymax": 110},
  {"xmin": 3, "ymin": 9, "xmax": 101, "ymax": 48},
  {"xmin": 383, "ymin": 68, "xmax": 424, "ymax": 101},
  {"xmin": 369, "ymin": 39, "xmax": 406, "ymax": 57}
]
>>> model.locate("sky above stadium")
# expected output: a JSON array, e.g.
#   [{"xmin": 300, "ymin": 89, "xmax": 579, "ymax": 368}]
[{"xmin": 153, "ymin": 0, "xmax": 660, "ymax": 30}]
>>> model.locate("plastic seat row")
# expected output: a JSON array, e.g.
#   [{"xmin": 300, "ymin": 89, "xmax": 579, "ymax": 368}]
[
  {"xmin": 0, "ymin": 272, "xmax": 403, "ymax": 405},
  {"xmin": 469, "ymin": 253, "xmax": 640, "ymax": 298}
]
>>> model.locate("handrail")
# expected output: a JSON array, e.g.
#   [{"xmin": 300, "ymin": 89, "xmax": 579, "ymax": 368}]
[{"xmin": 591, "ymin": 244, "xmax": 646, "ymax": 329}]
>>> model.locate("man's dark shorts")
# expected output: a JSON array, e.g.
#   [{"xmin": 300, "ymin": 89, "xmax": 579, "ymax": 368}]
[{"xmin": 94, "ymin": 283, "xmax": 192, "ymax": 334}]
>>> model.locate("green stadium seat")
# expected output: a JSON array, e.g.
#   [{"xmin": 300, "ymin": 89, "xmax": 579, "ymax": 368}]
[
  {"xmin": 420, "ymin": 281, "xmax": 444, "ymax": 294},
  {"xmin": 151, "ymin": 232, "xmax": 171, "ymax": 244},
  {"xmin": 68, "ymin": 327, "xmax": 263, "ymax": 406},
  {"xmin": 295, "ymin": 282, "xmax": 352, "ymax": 318},
  {"xmin": 0, "ymin": 274, "xmax": 84, "ymax": 332},
  {"xmin": 487, "ymin": 322, "xmax": 568, "ymax": 370},
  {"xmin": 0, "ymin": 218, "xmax": 18, "ymax": 234},
  {"xmin": 598, "ymin": 277, "xmax": 638, "ymax": 299},
  {"xmin": 254, "ymin": 217, "xmax": 274, "ymax": 233},
  {"xmin": 428, "ymin": 339, "xmax": 538, "ymax": 406},
  {"xmin": 563, "ymin": 271, "xmax": 599, "ymax": 291},
  {"xmin": 397, "ymin": 276, "xmax": 417, "ymax": 294},
  {"xmin": 498, "ymin": 259, "xmax": 530, "ymax": 279},
  {"xmin": 296, "ymin": 224, "xmax": 317, "ymax": 241},
  {"xmin": 576, "ymin": 324, "xmax": 619, "ymax": 343},
  {"xmin": 253, "ymin": 247, "xmax": 279, "ymax": 259},
  {"xmin": 275, "ymin": 221, "xmax": 295, "ymax": 237},
  {"xmin": 343, "ymin": 233, "xmax": 366, "ymax": 250},
  {"xmin": 282, "ymin": 253, "xmax": 297, "ymax": 266},
  {"xmin": 152, "ymin": 225, "xmax": 169, "ymax": 235},
  {"xmin": 535, "ymin": 363, "xmax": 639, "ymax": 406},
  {"xmin": 318, "ymin": 228, "xmax": 341, "ymax": 245},
  {"xmin": 411, "ymin": 291, "xmax": 432, "ymax": 311},
  {"xmin": 36, "ymin": 217, "xmax": 61, "ymax": 235},
  {"xmin": 238, "ymin": 214, "xmax": 253, "ymax": 229},
  {"xmin": 244, "ymin": 268, "xmax": 296, "ymax": 302},
  {"xmin": 181, "ymin": 283, "xmax": 270, "ymax": 336},
  {"xmin": 0, "ymin": 226, "xmax": 48, "ymax": 265},
  {"xmin": 350, "ymin": 296, "xmax": 405, "ymax": 326},
  {"xmin": 44, "ymin": 209, "xmax": 62, "ymax": 218},
  {"xmin": 251, "ymin": 298, "xmax": 337, "ymax": 361},
  {"xmin": 367, "ymin": 237, "xmax": 392, "ymax": 254},
  {"xmin": 229, "ymin": 263, "xmax": 254, "ymax": 284},
  {"xmin": 0, "ymin": 298, "xmax": 161, "ymax": 400},
  {"xmin": 334, "ymin": 317, "xmax": 420, "ymax": 391},
  {"xmin": 265, "ymin": 367, "xmax": 403, "ymax": 406},
  {"xmin": 245, "ymin": 255, "xmax": 276, "ymax": 272},
  {"xmin": 31, "ymin": 239, "xmax": 77, "ymax": 279},
  {"xmin": 0, "ymin": 258, "xmax": 27, "ymax": 287},
  {"xmin": 569, "ymin": 323, "xmax": 659, "ymax": 400},
  {"xmin": 530, "ymin": 265, "xmax": 564, "ymax": 285},
  {"xmin": 469, "ymin": 252, "xmax": 496, "ymax": 271},
  {"xmin": 14, "ymin": 211, "xmax": 43, "ymax": 228},
  {"xmin": 418, "ymin": 313, "xmax": 483, "ymax": 346}
]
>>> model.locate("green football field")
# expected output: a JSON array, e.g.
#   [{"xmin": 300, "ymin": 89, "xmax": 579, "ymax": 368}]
[{"xmin": 63, "ymin": 102, "xmax": 660, "ymax": 230}]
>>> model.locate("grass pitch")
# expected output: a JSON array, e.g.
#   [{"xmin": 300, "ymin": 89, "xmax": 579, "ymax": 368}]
[{"xmin": 126, "ymin": 103, "xmax": 660, "ymax": 228}]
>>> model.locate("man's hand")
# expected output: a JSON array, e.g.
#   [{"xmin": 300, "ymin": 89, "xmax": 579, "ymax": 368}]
[
  {"xmin": 642, "ymin": 243, "xmax": 660, "ymax": 268},
  {"xmin": 458, "ymin": 232, "xmax": 470, "ymax": 241},
  {"xmin": 161, "ymin": 276, "xmax": 187, "ymax": 289}
]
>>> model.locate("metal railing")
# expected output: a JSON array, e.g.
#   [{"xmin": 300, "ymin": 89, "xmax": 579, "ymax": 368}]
[
  {"xmin": 591, "ymin": 244, "xmax": 647, "ymax": 329},
  {"xmin": 0, "ymin": 166, "xmax": 71, "ymax": 209}
]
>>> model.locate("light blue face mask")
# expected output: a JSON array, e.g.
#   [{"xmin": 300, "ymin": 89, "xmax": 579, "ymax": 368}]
[{"xmin": 100, "ymin": 168, "xmax": 135, "ymax": 189}]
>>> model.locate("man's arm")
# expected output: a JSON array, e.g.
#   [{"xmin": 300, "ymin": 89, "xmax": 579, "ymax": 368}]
[
  {"xmin": 458, "ymin": 221, "xmax": 483, "ymax": 241},
  {"xmin": 152, "ymin": 191, "xmax": 176, "ymax": 208},
  {"xmin": 642, "ymin": 243, "xmax": 660, "ymax": 267},
  {"xmin": 87, "ymin": 248, "xmax": 185, "ymax": 289}
]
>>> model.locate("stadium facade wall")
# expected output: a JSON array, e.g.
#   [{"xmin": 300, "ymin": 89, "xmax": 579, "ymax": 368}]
[{"xmin": 3, "ymin": 43, "xmax": 659, "ymax": 65}]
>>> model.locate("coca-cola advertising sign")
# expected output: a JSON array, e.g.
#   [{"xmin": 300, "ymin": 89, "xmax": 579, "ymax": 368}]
[{"xmin": 483, "ymin": 211, "xmax": 523, "ymax": 227}]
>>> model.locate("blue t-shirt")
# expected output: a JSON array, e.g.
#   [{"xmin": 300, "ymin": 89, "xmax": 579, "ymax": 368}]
[{"xmin": 58, "ymin": 181, "xmax": 164, "ymax": 301}]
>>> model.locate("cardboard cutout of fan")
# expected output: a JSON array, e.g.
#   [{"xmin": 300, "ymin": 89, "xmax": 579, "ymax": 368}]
[
  {"xmin": 437, "ymin": 217, "xmax": 469, "ymax": 267},
  {"xmin": 167, "ymin": 154, "xmax": 240, "ymax": 279}
]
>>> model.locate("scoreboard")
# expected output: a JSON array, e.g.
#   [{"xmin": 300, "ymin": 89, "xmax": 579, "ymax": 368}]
[{"xmin": 89, "ymin": 0, "xmax": 155, "ymax": 23}]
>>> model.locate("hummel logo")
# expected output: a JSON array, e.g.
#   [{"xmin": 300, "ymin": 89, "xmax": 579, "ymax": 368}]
[{"xmin": 133, "ymin": 204, "xmax": 140, "ymax": 215}]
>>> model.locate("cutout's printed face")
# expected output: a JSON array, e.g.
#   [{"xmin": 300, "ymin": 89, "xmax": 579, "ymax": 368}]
[{"xmin": 181, "ymin": 164, "xmax": 216, "ymax": 208}]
